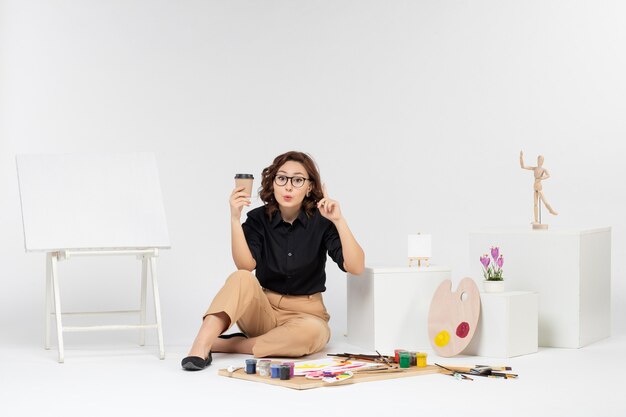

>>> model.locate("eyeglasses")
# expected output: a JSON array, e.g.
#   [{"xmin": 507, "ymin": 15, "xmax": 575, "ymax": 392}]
[{"xmin": 274, "ymin": 175, "xmax": 310, "ymax": 188}]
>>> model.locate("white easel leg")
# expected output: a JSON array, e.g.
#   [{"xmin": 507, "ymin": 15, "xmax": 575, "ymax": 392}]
[
  {"xmin": 139, "ymin": 257, "xmax": 147, "ymax": 346},
  {"xmin": 149, "ymin": 257, "xmax": 165, "ymax": 359},
  {"xmin": 51, "ymin": 254, "xmax": 65, "ymax": 363},
  {"xmin": 45, "ymin": 253, "xmax": 52, "ymax": 350}
]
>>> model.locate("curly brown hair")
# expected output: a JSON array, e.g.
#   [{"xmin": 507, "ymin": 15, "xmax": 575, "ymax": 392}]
[{"xmin": 259, "ymin": 151, "xmax": 324, "ymax": 219}]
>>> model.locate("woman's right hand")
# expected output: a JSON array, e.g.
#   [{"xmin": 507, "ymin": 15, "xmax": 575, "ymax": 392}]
[{"xmin": 230, "ymin": 186, "xmax": 251, "ymax": 220}]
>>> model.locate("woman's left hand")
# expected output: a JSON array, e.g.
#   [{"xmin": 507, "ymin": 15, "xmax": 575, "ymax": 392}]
[{"xmin": 317, "ymin": 184, "xmax": 343, "ymax": 223}]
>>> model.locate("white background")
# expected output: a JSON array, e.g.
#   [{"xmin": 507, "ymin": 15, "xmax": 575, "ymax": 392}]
[{"xmin": 1, "ymin": 0, "xmax": 625, "ymax": 350}]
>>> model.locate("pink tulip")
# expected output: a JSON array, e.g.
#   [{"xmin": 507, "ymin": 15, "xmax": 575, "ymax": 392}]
[
  {"xmin": 491, "ymin": 246, "xmax": 499, "ymax": 261},
  {"xmin": 480, "ymin": 255, "xmax": 490, "ymax": 268},
  {"xmin": 497, "ymin": 255, "xmax": 504, "ymax": 269}
]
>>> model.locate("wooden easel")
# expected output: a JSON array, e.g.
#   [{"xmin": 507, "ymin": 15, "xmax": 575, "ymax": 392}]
[{"xmin": 408, "ymin": 257, "xmax": 429, "ymax": 267}]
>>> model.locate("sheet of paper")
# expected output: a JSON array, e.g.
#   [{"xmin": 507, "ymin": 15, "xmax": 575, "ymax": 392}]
[{"xmin": 293, "ymin": 358, "xmax": 379, "ymax": 377}]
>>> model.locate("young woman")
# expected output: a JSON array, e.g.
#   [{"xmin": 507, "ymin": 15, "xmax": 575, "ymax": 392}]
[{"xmin": 182, "ymin": 151, "xmax": 365, "ymax": 370}]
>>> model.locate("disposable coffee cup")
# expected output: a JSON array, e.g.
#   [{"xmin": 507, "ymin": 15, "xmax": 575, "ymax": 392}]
[{"xmin": 234, "ymin": 173, "xmax": 254, "ymax": 197}]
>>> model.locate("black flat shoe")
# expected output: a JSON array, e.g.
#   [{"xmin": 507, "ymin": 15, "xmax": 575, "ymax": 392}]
[
  {"xmin": 181, "ymin": 352, "xmax": 212, "ymax": 371},
  {"xmin": 218, "ymin": 332, "xmax": 248, "ymax": 339}
]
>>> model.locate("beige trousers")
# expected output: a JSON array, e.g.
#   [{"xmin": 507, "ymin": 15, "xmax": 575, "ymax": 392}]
[{"xmin": 205, "ymin": 270, "xmax": 331, "ymax": 358}]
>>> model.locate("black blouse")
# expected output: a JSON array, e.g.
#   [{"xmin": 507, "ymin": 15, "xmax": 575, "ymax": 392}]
[{"xmin": 241, "ymin": 206, "xmax": 345, "ymax": 295}]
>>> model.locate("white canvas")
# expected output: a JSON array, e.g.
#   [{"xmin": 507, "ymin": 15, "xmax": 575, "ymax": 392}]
[{"xmin": 16, "ymin": 152, "xmax": 171, "ymax": 251}]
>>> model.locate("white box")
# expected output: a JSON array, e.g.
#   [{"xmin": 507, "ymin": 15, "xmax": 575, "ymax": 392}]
[
  {"xmin": 469, "ymin": 228, "xmax": 611, "ymax": 348},
  {"xmin": 347, "ymin": 266, "xmax": 451, "ymax": 353},
  {"xmin": 465, "ymin": 291, "xmax": 538, "ymax": 358}
]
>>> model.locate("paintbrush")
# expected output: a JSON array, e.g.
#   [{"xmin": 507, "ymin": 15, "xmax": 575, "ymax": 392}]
[
  {"xmin": 437, "ymin": 364, "xmax": 518, "ymax": 379},
  {"xmin": 376, "ymin": 350, "xmax": 394, "ymax": 367},
  {"xmin": 352, "ymin": 367, "xmax": 405, "ymax": 375},
  {"xmin": 490, "ymin": 372, "xmax": 518, "ymax": 379},
  {"xmin": 439, "ymin": 365, "xmax": 515, "ymax": 375},
  {"xmin": 328, "ymin": 352, "xmax": 395, "ymax": 363},
  {"xmin": 476, "ymin": 365, "xmax": 512, "ymax": 371},
  {"xmin": 435, "ymin": 363, "xmax": 473, "ymax": 381},
  {"xmin": 444, "ymin": 365, "xmax": 513, "ymax": 372}
]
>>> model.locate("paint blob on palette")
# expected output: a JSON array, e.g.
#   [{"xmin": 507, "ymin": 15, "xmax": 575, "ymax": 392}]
[{"xmin": 427, "ymin": 278, "xmax": 480, "ymax": 357}]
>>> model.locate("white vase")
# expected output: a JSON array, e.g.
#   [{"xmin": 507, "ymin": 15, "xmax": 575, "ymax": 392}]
[{"xmin": 483, "ymin": 280, "xmax": 504, "ymax": 293}]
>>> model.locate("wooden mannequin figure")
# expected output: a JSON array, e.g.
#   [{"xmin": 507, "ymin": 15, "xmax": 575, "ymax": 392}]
[{"xmin": 520, "ymin": 151, "xmax": 558, "ymax": 230}]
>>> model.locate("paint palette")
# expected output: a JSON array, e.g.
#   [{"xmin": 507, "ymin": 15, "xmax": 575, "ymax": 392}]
[{"xmin": 427, "ymin": 278, "xmax": 480, "ymax": 357}]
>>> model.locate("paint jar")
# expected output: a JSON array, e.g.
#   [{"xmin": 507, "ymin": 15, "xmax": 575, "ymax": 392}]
[
  {"xmin": 394, "ymin": 348, "xmax": 406, "ymax": 364},
  {"xmin": 245, "ymin": 358, "xmax": 257, "ymax": 374},
  {"xmin": 281, "ymin": 361, "xmax": 295, "ymax": 378},
  {"xmin": 270, "ymin": 363, "xmax": 281, "ymax": 378},
  {"xmin": 409, "ymin": 352, "xmax": 417, "ymax": 367},
  {"xmin": 279, "ymin": 365, "xmax": 291, "ymax": 380},
  {"xmin": 258, "ymin": 360, "xmax": 271, "ymax": 376},
  {"xmin": 417, "ymin": 352, "xmax": 427, "ymax": 368},
  {"xmin": 399, "ymin": 351, "xmax": 410, "ymax": 368}
]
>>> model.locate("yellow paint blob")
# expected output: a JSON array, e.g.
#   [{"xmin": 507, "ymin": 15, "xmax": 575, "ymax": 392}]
[{"xmin": 434, "ymin": 330, "xmax": 450, "ymax": 347}]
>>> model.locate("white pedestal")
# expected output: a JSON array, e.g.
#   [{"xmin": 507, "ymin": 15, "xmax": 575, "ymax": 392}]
[
  {"xmin": 347, "ymin": 266, "xmax": 451, "ymax": 353},
  {"xmin": 469, "ymin": 228, "xmax": 611, "ymax": 348},
  {"xmin": 465, "ymin": 291, "xmax": 538, "ymax": 358}
]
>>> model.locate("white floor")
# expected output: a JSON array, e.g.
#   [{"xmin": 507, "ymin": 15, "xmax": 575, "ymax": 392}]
[{"xmin": 3, "ymin": 335, "xmax": 625, "ymax": 417}]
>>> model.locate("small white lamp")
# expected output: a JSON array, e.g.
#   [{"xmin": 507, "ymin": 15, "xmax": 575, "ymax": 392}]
[{"xmin": 408, "ymin": 233, "xmax": 431, "ymax": 267}]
